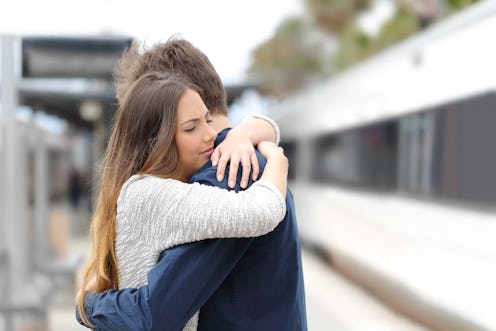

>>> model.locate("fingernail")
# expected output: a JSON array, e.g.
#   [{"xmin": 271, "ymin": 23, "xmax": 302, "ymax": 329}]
[
  {"xmin": 241, "ymin": 180, "xmax": 247, "ymax": 188},
  {"xmin": 212, "ymin": 159, "xmax": 217, "ymax": 166},
  {"xmin": 217, "ymin": 174, "xmax": 223, "ymax": 181},
  {"xmin": 229, "ymin": 180, "xmax": 235, "ymax": 188}
]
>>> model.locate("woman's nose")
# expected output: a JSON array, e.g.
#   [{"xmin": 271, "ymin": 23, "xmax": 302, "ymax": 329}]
[{"xmin": 204, "ymin": 124, "xmax": 217, "ymax": 142}]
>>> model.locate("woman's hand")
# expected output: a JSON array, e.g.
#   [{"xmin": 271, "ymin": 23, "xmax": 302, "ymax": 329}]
[
  {"xmin": 211, "ymin": 129, "xmax": 260, "ymax": 189},
  {"xmin": 257, "ymin": 141, "xmax": 286, "ymax": 162},
  {"xmin": 86, "ymin": 274, "xmax": 98, "ymax": 292},
  {"xmin": 76, "ymin": 274, "xmax": 98, "ymax": 302},
  {"xmin": 257, "ymin": 141, "xmax": 288, "ymax": 197}
]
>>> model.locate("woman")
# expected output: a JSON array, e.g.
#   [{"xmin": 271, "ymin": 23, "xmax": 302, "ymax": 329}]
[{"xmin": 77, "ymin": 72, "xmax": 288, "ymax": 330}]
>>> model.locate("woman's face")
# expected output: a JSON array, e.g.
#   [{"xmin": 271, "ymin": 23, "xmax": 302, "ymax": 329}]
[{"xmin": 175, "ymin": 88, "xmax": 217, "ymax": 180}]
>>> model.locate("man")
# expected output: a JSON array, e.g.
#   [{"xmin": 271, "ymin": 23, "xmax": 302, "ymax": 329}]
[{"xmin": 77, "ymin": 37, "xmax": 307, "ymax": 331}]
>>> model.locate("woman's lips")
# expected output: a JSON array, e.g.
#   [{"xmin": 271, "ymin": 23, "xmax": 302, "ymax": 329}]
[{"xmin": 201, "ymin": 147, "xmax": 214, "ymax": 157}]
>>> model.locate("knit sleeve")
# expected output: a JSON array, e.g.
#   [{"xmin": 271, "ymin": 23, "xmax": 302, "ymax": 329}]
[{"xmin": 117, "ymin": 176, "xmax": 286, "ymax": 252}]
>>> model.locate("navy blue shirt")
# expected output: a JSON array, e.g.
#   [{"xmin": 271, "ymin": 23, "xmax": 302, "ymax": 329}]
[{"xmin": 77, "ymin": 128, "xmax": 307, "ymax": 331}]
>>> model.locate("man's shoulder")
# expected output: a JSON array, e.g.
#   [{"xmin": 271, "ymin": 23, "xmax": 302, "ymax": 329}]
[{"xmin": 190, "ymin": 163, "xmax": 224, "ymax": 187}]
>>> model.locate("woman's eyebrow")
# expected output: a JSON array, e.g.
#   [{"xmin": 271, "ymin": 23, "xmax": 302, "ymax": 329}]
[
  {"xmin": 180, "ymin": 110, "xmax": 210, "ymax": 125},
  {"xmin": 180, "ymin": 117, "xmax": 200, "ymax": 126}
]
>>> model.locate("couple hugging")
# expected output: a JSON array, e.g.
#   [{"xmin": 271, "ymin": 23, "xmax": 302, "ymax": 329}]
[{"xmin": 76, "ymin": 36, "xmax": 307, "ymax": 331}]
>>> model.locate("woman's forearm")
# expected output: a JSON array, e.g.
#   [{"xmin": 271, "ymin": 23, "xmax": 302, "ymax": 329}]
[
  {"xmin": 213, "ymin": 115, "xmax": 281, "ymax": 188},
  {"xmin": 258, "ymin": 142, "xmax": 288, "ymax": 198},
  {"xmin": 231, "ymin": 115, "xmax": 279, "ymax": 146}
]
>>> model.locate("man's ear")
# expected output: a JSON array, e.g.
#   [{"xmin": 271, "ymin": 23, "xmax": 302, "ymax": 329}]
[{"xmin": 210, "ymin": 114, "xmax": 231, "ymax": 132}]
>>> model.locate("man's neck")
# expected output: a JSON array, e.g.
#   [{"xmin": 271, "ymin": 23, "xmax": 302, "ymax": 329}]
[{"xmin": 210, "ymin": 114, "xmax": 232, "ymax": 132}]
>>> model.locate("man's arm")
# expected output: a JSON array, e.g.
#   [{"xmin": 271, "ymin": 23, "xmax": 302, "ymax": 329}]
[
  {"xmin": 148, "ymin": 238, "xmax": 252, "ymax": 330},
  {"xmin": 78, "ymin": 238, "xmax": 252, "ymax": 331}
]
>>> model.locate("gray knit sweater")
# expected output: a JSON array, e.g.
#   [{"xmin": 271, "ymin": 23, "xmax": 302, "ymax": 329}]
[{"xmin": 115, "ymin": 174, "xmax": 286, "ymax": 330}]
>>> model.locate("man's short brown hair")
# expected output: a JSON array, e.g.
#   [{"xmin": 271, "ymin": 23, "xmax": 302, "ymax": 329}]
[{"xmin": 114, "ymin": 36, "xmax": 228, "ymax": 115}]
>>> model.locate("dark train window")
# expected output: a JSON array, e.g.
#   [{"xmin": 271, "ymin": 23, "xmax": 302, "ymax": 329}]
[
  {"xmin": 312, "ymin": 121, "xmax": 398, "ymax": 190},
  {"xmin": 431, "ymin": 92, "xmax": 496, "ymax": 206},
  {"xmin": 397, "ymin": 112, "xmax": 436, "ymax": 194},
  {"xmin": 396, "ymin": 92, "xmax": 496, "ymax": 207},
  {"xmin": 306, "ymin": 91, "xmax": 496, "ymax": 207},
  {"xmin": 280, "ymin": 141, "xmax": 297, "ymax": 180}
]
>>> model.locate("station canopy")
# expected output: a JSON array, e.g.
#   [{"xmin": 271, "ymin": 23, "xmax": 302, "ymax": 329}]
[
  {"xmin": 16, "ymin": 36, "xmax": 257, "ymax": 129},
  {"xmin": 17, "ymin": 36, "xmax": 132, "ymax": 128}
]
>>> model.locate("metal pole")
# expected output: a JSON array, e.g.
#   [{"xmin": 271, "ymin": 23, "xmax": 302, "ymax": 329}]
[
  {"xmin": 1, "ymin": 33, "xmax": 29, "ymax": 291},
  {"xmin": 1, "ymin": 33, "xmax": 16, "ymax": 331},
  {"xmin": 34, "ymin": 127, "xmax": 50, "ymax": 263}
]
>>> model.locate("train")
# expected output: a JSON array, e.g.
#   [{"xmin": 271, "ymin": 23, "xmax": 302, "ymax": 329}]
[{"xmin": 268, "ymin": 1, "xmax": 496, "ymax": 331}]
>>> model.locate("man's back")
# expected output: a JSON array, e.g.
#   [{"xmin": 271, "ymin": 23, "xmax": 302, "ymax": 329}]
[
  {"xmin": 199, "ymin": 191, "xmax": 306, "ymax": 330},
  {"xmin": 191, "ymin": 129, "xmax": 307, "ymax": 330}
]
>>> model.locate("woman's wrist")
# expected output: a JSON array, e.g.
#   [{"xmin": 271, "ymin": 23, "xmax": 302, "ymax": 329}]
[
  {"xmin": 226, "ymin": 127, "xmax": 251, "ymax": 143},
  {"xmin": 234, "ymin": 115, "xmax": 278, "ymax": 146},
  {"xmin": 250, "ymin": 114, "xmax": 280, "ymax": 146},
  {"xmin": 271, "ymin": 151, "xmax": 288, "ymax": 170},
  {"xmin": 261, "ymin": 144, "xmax": 288, "ymax": 169}
]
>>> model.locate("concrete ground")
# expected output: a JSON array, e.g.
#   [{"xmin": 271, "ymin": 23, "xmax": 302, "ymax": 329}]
[
  {"xmin": 2, "ymin": 199, "xmax": 433, "ymax": 331},
  {"xmin": 45, "ymin": 234, "xmax": 428, "ymax": 331}
]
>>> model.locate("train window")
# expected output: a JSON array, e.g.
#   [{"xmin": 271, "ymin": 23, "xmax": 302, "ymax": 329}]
[
  {"xmin": 397, "ymin": 112, "xmax": 435, "ymax": 194},
  {"xmin": 358, "ymin": 122, "xmax": 398, "ymax": 189},
  {"xmin": 431, "ymin": 92, "xmax": 496, "ymax": 206},
  {"xmin": 312, "ymin": 132, "xmax": 361, "ymax": 185},
  {"xmin": 304, "ymin": 91, "xmax": 496, "ymax": 207},
  {"xmin": 397, "ymin": 92, "xmax": 496, "ymax": 207},
  {"xmin": 280, "ymin": 141, "xmax": 297, "ymax": 180},
  {"xmin": 312, "ymin": 121, "xmax": 398, "ymax": 190}
]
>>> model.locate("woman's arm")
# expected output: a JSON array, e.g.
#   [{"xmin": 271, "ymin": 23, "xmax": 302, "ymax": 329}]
[
  {"xmin": 211, "ymin": 115, "xmax": 280, "ymax": 189},
  {"xmin": 232, "ymin": 114, "xmax": 280, "ymax": 146},
  {"xmin": 256, "ymin": 141, "xmax": 287, "ymax": 196},
  {"xmin": 120, "ymin": 143, "xmax": 288, "ymax": 251}
]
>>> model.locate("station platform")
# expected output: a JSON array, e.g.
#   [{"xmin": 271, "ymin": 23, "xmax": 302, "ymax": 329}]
[
  {"xmin": 43, "ymin": 237, "xmax": 428, "ymax": 331},
  {"xmin": 1, "ymin": 199, "xmax": 428, "ymax": 331},
  {"xmin": 3, "ymin": 188, "xmax": 495, "ymax": 331}
]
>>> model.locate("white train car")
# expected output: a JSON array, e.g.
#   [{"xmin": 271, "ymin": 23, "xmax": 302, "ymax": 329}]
[{"xmin": 270, "ymin": 1, "xmax": 496, "ymax": 331}]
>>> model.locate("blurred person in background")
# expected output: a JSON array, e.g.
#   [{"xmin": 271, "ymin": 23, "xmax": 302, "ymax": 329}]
[
  {"xmin": 76, "ymin": 38, "xmax": 307, "ymax": 331},
  {"xmin": 68, "ymin": 165, "xmax": 83, "ymax": 210},
  {"xmin": 76, "ymin": 70, "xmax": 288, "ymax": 330}
]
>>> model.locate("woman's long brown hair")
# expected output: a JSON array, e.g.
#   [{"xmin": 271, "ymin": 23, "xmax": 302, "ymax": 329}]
[{"xmin": 77, "ymin": 72, "xmax": 198, "ymax": 326}]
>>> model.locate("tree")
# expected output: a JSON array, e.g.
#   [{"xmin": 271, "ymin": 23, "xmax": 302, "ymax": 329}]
[
  {"xmin": 362, "ymin": 0, "xmax": 479, "ymax": 63},
  {"xmin": 247, "ymin": 17, "xmax": 333, "ymax": 96},
  {"xmin": 247, "ymin": 0, "xmax": 479, "ymax": 97},
  {"xmin": 306, "ymin": 0, "xmax": 371, "ymax": 32}
]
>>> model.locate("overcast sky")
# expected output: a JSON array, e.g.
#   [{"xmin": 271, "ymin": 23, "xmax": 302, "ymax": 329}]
[{"xmin": 1, "ymin": 0, "xmax": 303, "ymax": 84}]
